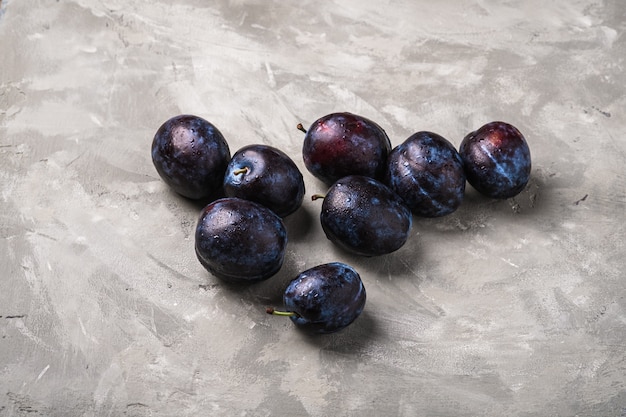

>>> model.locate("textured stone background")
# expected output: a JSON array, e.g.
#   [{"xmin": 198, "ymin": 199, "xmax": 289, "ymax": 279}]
[{"xmin": 1, "ymin": 0, "xmax": 625, "ymax": 416}]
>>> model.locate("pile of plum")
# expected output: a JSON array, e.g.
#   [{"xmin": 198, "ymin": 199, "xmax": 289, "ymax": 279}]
[{"xmin": 151, "ymin": 112, "xmax": 531, "ymax": 334}]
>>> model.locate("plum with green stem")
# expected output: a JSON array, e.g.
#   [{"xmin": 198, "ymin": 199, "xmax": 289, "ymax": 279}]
[{"xmin": 267, "ymin": 262, "xmax": 366, "ymax": 334}]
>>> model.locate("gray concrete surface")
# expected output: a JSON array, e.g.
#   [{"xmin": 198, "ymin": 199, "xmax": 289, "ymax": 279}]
[{"xmin": 1, "ymin": 0, "xmax": 625, "ymax": 416}]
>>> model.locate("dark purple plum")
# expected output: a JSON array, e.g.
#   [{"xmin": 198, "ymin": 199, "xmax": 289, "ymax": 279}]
[
  {"xmin": 152, "ymin": 114, "xmax": 231, "ymax": 199},
  {"xmin": 300, "ymin": 112, "xmax": 391, "ymax": 185},
  {"xmin": 317, "ymin": 175, "xmax": 412, "ymax": 256},
  {"xmin": 385, "ymin": 131, "xmax": 466, "ymax": 217},
  {"xmin": 195, "ymin": 197, "xmax": 287, "ymax": 283},
  {"xmin": 267, "ymin": 262, "xmax": 366, "ymax": 334},
  {"xmin": 459, "ymin": 121, "xmax": 531, "ymax": 199},
  {"xmin": 223, "ymin": 144, "xmax": 305, "ymax": 218}
]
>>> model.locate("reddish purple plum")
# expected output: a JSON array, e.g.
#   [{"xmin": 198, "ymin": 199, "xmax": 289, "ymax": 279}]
[
  {"xmin": 300, "ymin": 112, "xmax": 391, "ymax": 185},
  {"xmin": 459, "ymin": 121, "xmax": 531, "ymax": 199}
]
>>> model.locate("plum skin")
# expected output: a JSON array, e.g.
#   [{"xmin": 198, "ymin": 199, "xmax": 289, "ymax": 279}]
[
  {"xmin": 459, "ymin": 121, "xmax": 531, "ymax": 199},
  {"xmin": 223, "ymin": 144, "xmax": 305, "ymax": 218},
  {"xmin": 302, "ymin": 112, "xmax": 392, "ymax": 185},
  {"xmin": 319, "ymin": 175, "xmax": 412, "ymax": 257},
  {"xmin": 152, "ymin": 114, "xmax": 231, "ymax": 199},
  {"xmin": 195, "ymin": 197, "xmax": 287, "ymax": 283},
  {"xmin": 284, "ymin": 262, "xmax": 366, "ymax": 334},
  {"xmin": 386, "ymin": 131, "xmax": 466, "ymax": 217}
]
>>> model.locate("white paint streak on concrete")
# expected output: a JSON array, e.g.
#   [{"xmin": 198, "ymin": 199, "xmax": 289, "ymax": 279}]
[{"xmin": 35, "ymin": 365, "xmax": 50, "ymax": 382}]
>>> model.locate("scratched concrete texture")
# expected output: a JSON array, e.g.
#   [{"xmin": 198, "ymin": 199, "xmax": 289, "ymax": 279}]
[{"xmin": 1, "ymin": 0, "xmax": 625, "ymax": 416}]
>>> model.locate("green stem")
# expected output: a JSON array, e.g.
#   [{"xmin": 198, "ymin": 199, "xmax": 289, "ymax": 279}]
[
  {"xmin": 232, "ymin": 167, "xmax": 249, "ymax": 176},
  {"xmin": 266, "ymin": 307, "xmax": 299, "ymax": 317}
]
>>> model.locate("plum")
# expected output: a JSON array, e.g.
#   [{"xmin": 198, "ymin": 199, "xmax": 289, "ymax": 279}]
[
  {"xmin": 459, "ymin": 121, "xmax": 531, "ymax": 199},
  {"xmin": 386, "ymin": 131, "xmax": 466, "ymax": 217},
  {"xmin": 267, "ymin": 262, "xmax": 366, "ymax": 334},
  {"xmin": 195, "ymin": 197, "xmax": 287, "ymax": 283},
  {"xmin": 300, "ymin": 112, "xmax": 391, "ymax": 185},
  {"xmin": 223, "ymin": 144, "xmax": 305, "ymax": 217},
  {"xmin": 152, "ymin": 114, "xmax": 231, "ymax": 199},
  {"xmin": 316, "ymin": 175, "xmax": 412, "ymax": 256}
]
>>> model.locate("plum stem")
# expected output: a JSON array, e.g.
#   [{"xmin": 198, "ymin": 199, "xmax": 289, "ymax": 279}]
[
  {"xmin": 266, "ymin": 307, "xmax": 299, "ymax": 317},
  {"xmin": 311, "ymin": 194, "xmax": 326, "ymax": 201},
  {"xmin": 297, "ymin": 123, "xmax": 307, "ymax": 134},
  {"xmin": 232, "ymin": 167, "xmax": 249, "ymax": 176}
]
